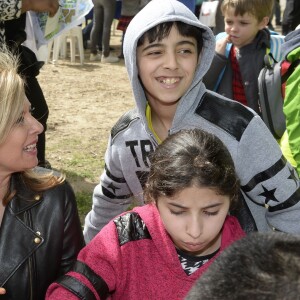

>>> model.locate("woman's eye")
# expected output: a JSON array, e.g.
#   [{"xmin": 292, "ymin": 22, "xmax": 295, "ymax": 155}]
[
  {"xmin": 15, "ymin": 114, "xmax": 25, "ymax": 124},
  {"xmin": 29, "ymin": 107, "xmax": 35, "ymax": 115}
]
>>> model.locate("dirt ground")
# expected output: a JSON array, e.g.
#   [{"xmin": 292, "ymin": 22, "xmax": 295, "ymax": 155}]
[{"xmin": 38, "ymin": 30, "xmax": 134, "ymax": 193}]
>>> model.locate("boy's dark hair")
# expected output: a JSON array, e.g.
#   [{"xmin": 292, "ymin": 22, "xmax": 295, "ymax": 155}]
[
  {"xmin": 186, "ymin": 232, "xmax": 300, "ymax": 300},
  {"xmin": 221, "ymin": 0, "xmax": 274, "ymax": 22},
  {"xmin": 137, "ymin": 21, "xmax": 203, "ymax": 56},
  {"xmin": 144, "ymin": 129, "xmax": 239, "ymax": 208}
]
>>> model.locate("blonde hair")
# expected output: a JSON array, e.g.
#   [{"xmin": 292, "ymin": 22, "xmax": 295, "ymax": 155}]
[
  {"xmin": 0, "ymin": 47, "xmax": 25, "ymax": 144},
  {"xmin": 0, "ymin": 46, "xmax": 65, "ymax": 205},
  {"xmin": 221, "ymin": 0, "xmax": 274, "ymax": 22}
]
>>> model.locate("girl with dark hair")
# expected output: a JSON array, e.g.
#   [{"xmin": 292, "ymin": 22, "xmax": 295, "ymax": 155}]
[{"xmin": 46, "ymin": 129, "xmax": 245, "ymax": 299}]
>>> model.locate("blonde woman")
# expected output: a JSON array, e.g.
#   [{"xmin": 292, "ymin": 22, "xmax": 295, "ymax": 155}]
[{"xmin": 0, "ymin": 48, "xmax": 84, "ymax": 299}]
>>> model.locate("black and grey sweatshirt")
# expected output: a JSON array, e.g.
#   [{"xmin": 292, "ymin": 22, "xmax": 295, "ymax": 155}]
[{"xmin": 84, "ymin": 0, "xmax": 300, "ymax": 242}]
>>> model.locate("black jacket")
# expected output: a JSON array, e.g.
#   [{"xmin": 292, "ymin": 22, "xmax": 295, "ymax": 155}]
[{"xmin": 0, "ymin": 173, "xmax": 85, "ymax": 300}]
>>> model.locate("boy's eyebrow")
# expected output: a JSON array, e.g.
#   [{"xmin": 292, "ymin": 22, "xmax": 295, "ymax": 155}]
[
  {"xmin": 168, "ymin": 202, "xmax": 222, "ymax": 209},
  {"xmin": 141, "ymin": 40, "xmax": 197, "ymax": 52}
]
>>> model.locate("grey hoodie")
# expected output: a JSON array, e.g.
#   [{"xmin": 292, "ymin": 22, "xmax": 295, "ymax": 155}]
[{"xmin": 84, "ymin": 0, "xmax": 300, "ymax": 242}]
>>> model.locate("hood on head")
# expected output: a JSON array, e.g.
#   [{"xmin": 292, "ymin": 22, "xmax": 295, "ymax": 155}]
[{"xmin": 123, "ymin": 0, "xmax": 215, "ymax": 113}]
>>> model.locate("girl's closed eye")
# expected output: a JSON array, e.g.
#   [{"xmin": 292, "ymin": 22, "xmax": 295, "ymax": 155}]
[
  {"xmin": 170, "ymin": 209, "xmax": 185, "ymax": 215},
  {"xmin": 203, "ymin": 210, "xmax": 219, "ymax": 216}
]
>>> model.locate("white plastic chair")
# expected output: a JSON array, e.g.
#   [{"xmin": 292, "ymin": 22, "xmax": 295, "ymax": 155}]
[{"xmin": 51, "ymin": 26, "xmax": 85, "ymax": 64}]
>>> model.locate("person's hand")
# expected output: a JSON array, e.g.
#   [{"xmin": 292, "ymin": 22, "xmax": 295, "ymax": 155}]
[
  {"xmin": 0, "ymin": 288, "xmax": 6, "ymax": 295},
  {"xmin": 21, "ymin": 0, "xmax": 60, "ymax": 17},
  {"xmin": 215, "ymin": 35, "xmax": 231, "ymax": 56}
]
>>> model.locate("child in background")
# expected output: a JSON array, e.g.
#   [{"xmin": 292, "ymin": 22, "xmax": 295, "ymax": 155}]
[
  {"xmin": 203, "ymin": 0, "xmax": 284, "ymax": 114},
  {"xmin": 46, "ymin": 129, "xmax": 245, "ymax": 299},
  {"xmin": 117, "ymin": 0, "xmax": 150, "ymax": 59},
  {"xmin": 83, "ymin": 0, "xmax": 300, "ymax": 243}
]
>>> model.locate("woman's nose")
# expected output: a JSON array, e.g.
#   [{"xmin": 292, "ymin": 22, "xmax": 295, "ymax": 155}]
[{"xmin": 30, "ymin": 115, "xmax": 44, "ymax": 135}]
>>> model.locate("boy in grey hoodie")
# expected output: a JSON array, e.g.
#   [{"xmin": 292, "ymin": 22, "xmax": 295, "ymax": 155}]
[{"xmin": 84, "ymin": 0, "xmax": 300, "ymax": 242}]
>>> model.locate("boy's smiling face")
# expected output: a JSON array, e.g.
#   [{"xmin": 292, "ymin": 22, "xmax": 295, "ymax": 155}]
[
  {"xmin": 224, "ymin": 7, "xmax": 269, "ymax": 49},
  {"xmin": 136, "ymin": 25, "xmax": 198, "ymax": 108}
]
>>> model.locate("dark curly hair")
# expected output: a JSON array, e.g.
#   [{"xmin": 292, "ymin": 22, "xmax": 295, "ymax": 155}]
[{"xmin": 144, "ymin": 129, "xmax": 239, "ymax": 209}]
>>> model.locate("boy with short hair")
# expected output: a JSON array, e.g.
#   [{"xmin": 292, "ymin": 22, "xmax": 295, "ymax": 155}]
[
  {"xmin": 204, "ymin": 0, "xmax": 284, "ymax": 114},
  {"xmin": 84, "ymin": 0, "xmax": 300, "ymax": 243}
]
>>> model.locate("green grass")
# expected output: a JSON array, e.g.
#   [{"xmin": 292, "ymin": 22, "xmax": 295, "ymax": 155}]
[
  {"xmin": 47, "ymin": 137, "xmax": 107, "ymax": 224},
  {"xmin": 61, "ymin": 169, "xmax": 98, "ymax": 224},
  {"xmin": 75, "ymin": 191, "xmax": 93, "ymax": 225}
]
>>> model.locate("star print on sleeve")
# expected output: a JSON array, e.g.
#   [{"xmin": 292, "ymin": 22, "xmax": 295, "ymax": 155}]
[
  {"xmin": 259, "ymin": 185, "xmax": 279, "ymax": 205},
  {"xmin": 107, "ymin": 182, "xmax": 120, "ymax": 194},
  {"xmin": 288, "ymin": 167, "xmax": 299, "ymax": 187}
]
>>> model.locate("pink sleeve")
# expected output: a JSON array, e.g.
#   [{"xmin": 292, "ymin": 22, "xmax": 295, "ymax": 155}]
[
  {"xmin": 46, "ymin": 271, "xmax": 101, "ymax": 299},
  {"xmin": 46, "ymin": 221, "xmax": 121, "ymax": 299},
  {"xmin": 46, "ymin": 283, "xmax": 80, "ymax": 299}
]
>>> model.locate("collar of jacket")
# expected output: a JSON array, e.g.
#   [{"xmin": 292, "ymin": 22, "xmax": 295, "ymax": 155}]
[
  {"xmin": 8, "ymin": 172, "xmax": 43, "ymax": 215},
  {"xmin": 256, "ymin": 28, "xmax": 271, "ymax": 50}
]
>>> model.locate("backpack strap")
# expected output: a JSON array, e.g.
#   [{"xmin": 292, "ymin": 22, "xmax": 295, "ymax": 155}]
[
  {"xmin": 269, "ymin": 34, "xmax": 285, "ymax": 61},
  {"xmin": 281, "ymin": 59, "xmax": 300, "ymax": 83},
  {"xmin": 263, "ymin": 52, "xmax": 278, "ymax": 69},
  {"xmin": 213, "ymin": 32, "xmax": 232, "ymax": 91},
  {"xmin": 263, "ymin": 55, "xmax": 300, "ymax": 94}
]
